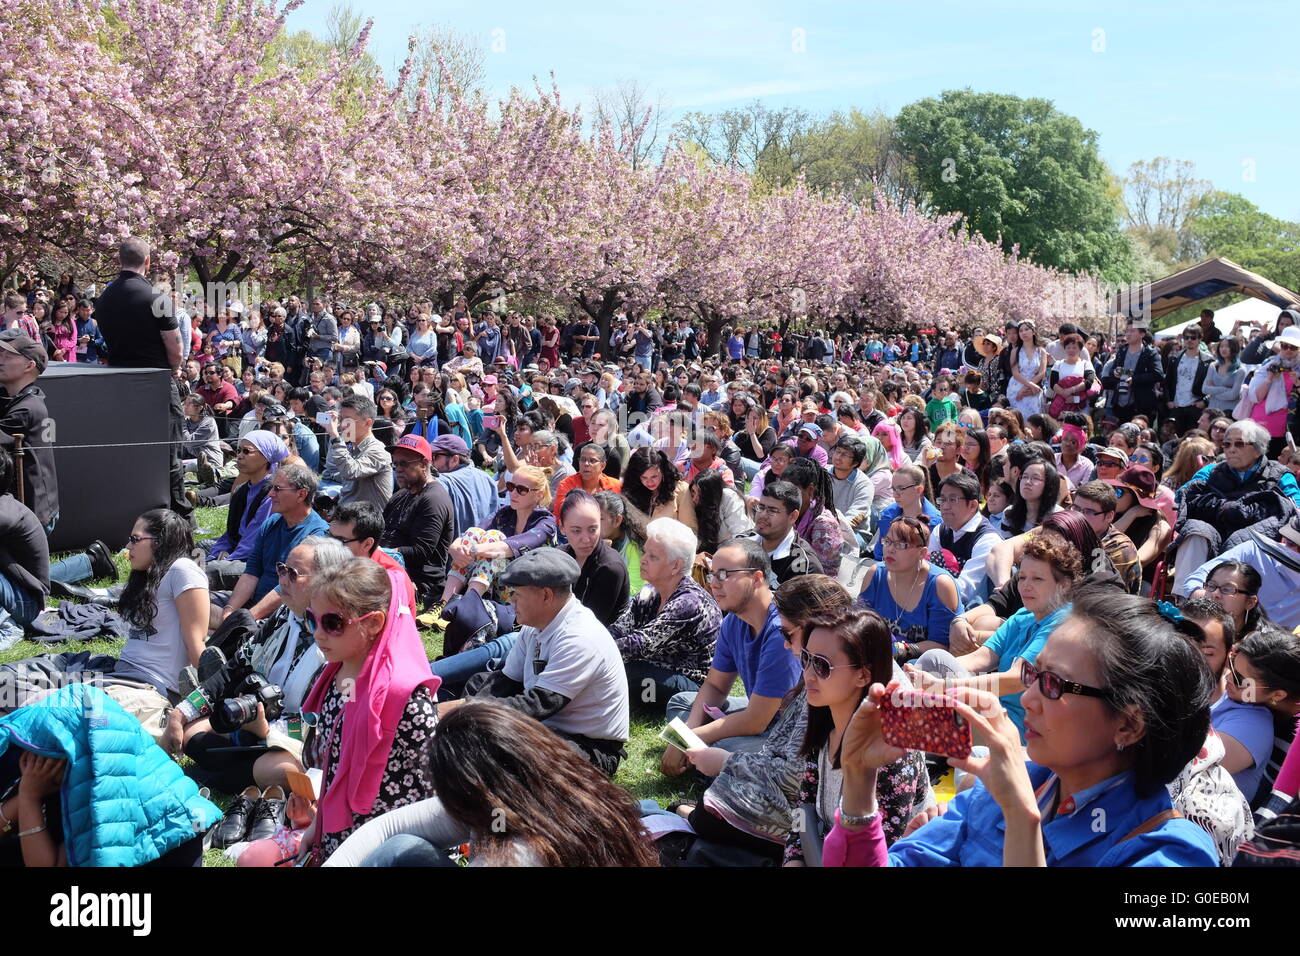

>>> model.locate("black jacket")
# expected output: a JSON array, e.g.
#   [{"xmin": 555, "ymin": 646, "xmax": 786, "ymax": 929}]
[
  {"xmin": 380, "ymin": 478, "xmax": 454, "ymax": 594},
  {"xmin": 1101, "ymin": 343, "xmax": 1164, "ymax": 416},
  {"xmin": 0, "ymin": 492, "xmax": 48, "ymax": 596},
  {"xmin": 94, "ymin": 271, "xmax": 177, "ymax": 370},
  {"xmin": 0, "ymin": 383, "xmax": 57, "ymax": 528},
  {"xmin": 1162, "ymin": 351, "xmax": 1211, "ymax": 407}
]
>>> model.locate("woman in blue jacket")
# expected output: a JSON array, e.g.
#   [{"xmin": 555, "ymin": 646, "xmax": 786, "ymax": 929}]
[{"xmin": 826, "ymin": 585, "xmax": 1219, "ymax": 866}]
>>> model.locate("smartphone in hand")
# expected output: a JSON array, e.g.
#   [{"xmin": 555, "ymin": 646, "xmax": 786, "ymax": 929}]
[
  {"xmin": 879, "ymin": 689, "xmax": 973, "ymax": 760},
  {"xmin": 315, "ymin": 411, "xmax": 333, "ymax": 427}
]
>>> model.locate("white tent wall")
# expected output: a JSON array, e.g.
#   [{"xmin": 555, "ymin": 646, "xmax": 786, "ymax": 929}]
[{"xmin": 1153, "ymin": 297, "xmax": 1287, "ymax": 341}]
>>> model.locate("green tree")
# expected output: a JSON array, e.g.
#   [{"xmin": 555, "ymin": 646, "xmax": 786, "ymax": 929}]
[
  {"xmin": 895, "ymin": 89, "xmax": 1133, "ymax": 279},
  {"xmin": 1184, "ymin": 191, "xmax": 1300, "ymax": 292},
  {"xmin": 783, "ymin": 108, "xmax": 920, "ymax": 206}
]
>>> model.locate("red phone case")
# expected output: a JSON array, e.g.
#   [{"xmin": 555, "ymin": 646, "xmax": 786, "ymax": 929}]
[{"xmin": 878, "ymin": 690, "xmax": 973, "ymax": 760}]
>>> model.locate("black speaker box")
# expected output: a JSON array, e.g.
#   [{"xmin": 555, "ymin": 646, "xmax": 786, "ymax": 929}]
[{"xmin": 39, "ymin": 363, "xmax": 171, "ymax": 553}]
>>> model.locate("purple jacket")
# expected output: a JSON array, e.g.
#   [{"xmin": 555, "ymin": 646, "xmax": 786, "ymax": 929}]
[{"xmin": 207, "ymin": 477, "xmax": 274, "ymax": 562}]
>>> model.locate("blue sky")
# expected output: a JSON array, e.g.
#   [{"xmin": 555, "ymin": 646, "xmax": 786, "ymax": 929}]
[{"xmin": 287, "ymin": 0, "xmax": 1300, "ymax": 221}]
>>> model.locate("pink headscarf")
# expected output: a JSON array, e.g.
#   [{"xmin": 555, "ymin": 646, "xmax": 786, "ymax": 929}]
[
  {"xmin": 873, "ymin": 420, "xmax": 908, "ymax": 470},
  {"xmin": 1058, "ymin": 423, "xmax": 1087, "ymax": 448},
  {"xmin": 302, "ymin": 568, "xmax": 440, "ymax": 835}
]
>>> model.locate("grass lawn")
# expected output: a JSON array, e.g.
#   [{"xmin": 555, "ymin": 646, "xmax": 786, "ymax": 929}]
[{"xmin": 15, "ymin": 503, "xmax": 697, "ymax": 866}]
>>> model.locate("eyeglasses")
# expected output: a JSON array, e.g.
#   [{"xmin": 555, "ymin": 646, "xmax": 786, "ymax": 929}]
[
  {"xmin": 329, "ymin": 534, "xmax": 363, "ymax": 545},
  {"xmin": 1203, "ymin": 582, "xmax": 1249, "ymax": 597},
  {"xmin": 1020, "ymin": 660, "xmax": 1107, "ymax": 701},
  {"xmin": 504, "ymin": 482, "xmax": 538, "ymax": 495},
  {"xmin": 126, "ymin": 534, "xmax": 154, "ymax": 546},
  {"xmin": 268, "ymin": 484, "xmax": 297, "ymax": 495},
  {"xmin": 1182, "ymin": 334, "xmax": 1201, "ymax": 341},
  {"xmin": 705, "ymin": 567, "xmax": 760, "ymax": 584},
  {"xmin": 1071, "ymin": 504, "xmax": 1106, "ymax": 519},
  {"xmin": 891, "ymin": 483, "xmax": 919, "ymax": 494},
  {"xmin": 1222, "ymin": 440, "xmax": 1251, "ymax": 449},
  {"xmin": 235, "ymin": 446, "xmax": 260, "ymax": 456},
  {"xmin": 1210, "ymin": 425, "xmax": 1227, "ymax": 434},
  {"xmin": 275, "ymin": 562, "xmax": 301, "ymax": 582},
  {"xmin": 304, "ymin": 609, "xmax": 378, "ymax": 637},
  {"xmin": 882, "ymin": 536, "xmax": 920, "ymax": 550},
  {"xmin": 800, "ymin": 648, "xmax": 852, "ymax": 680},
  {"xmin": 752, "ymin": 503, "xmax": 788, "ymax": 517},
  {"xmin": 1226, "ymin": 652, "xmax": 1246, "ymax": 688},
  {"xmin": 936, "ymin": 496, "xmax": 971, "ymax": 506},
  {"xmin": 1281, "ymin": 344, "xmax": 1299, "ymax": 352}
]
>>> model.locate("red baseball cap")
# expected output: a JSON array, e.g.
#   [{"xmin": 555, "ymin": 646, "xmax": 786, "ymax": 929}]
[{"xmin": 392, "ymin": 434, "xmax": 432, "ymax": 462}]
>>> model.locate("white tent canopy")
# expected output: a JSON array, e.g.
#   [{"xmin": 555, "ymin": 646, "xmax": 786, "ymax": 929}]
[{"xmin": 1154, "ymin": 296, "xmax": 1288, "ymax": 341}]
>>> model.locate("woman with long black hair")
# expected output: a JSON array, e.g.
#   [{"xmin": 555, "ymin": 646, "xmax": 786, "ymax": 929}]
[
  {"xmin": 622, "ymin": 447, "xmax": 697, "ymax": 531},
  {"xmin": 689, "ymin": 468, "xmax": 751, "ymax": 557}
]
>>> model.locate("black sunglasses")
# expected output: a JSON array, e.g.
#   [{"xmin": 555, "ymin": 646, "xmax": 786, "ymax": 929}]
[
  {"xmin": 1021, "ymin": 660, "xmax": 1106, "ymax": 701},
  {"xmin": 304, "ymin": 609, "xmax": 374, "ymax": 636},
  {"xmin": 800, "ymin": 648, "xmax": 853, "ymax": 681}
]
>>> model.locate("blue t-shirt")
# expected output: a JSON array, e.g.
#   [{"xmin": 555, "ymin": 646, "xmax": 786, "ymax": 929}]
[
  {"xmin": 982, "ymin": 604, "xmax": 1069, "ymax": 739},
  {"xmin": 1210, "ymin": 693, "xmax": 1276, "ymax": 800},
  {"xmin": 711, "ymin": 602, "xmax": 800, "ymax": 700},
  {"xmin": 244, "ymin": 511, "xmax": 330, "ymax": 602},
  {"xmin": 858, "ymin": 563, "xmax": 954, "ymax": 648}
]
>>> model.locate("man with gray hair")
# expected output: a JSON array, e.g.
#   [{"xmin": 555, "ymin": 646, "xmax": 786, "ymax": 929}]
[
  {"xmin": 609, "ymin": 517, "xmax": 722, "ymax": 712},
  {"xmin": 94, "ymin": 237, "xmax": 192, "ymax": 519},
  {"xmin": 528, "ymin": 428, "xmax": 574, "ymax": 496},
  {"xmin": 1173, "ymin": 418, "xmax": 1300, "ymax": 591},
  {"xmin": 216, "ymin": 461, "xmax": 329, "ymax": 626}
]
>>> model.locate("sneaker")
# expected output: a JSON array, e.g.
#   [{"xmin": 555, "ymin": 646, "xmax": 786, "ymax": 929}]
[
  {"xmin": 178, "ymin": 646, "xmax": 228, "ymax": 700},
  {"xmin": 247, "ymin": 786, "xmax": 287, "ymax": 842},
  {"xmin": 85, "ymin": 540, "xmax": 118, "ymax": 582},
  {"xmin": 417, "ymin": 601, "xmax": 446, "ymax": 630},
  {"xmin": 211, "ymin": 785, "xmax": 261, "ymax": 848}
]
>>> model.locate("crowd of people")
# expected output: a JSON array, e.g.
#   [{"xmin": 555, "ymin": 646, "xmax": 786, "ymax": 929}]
[{"xmin": 0, "ymin": 240, "xmax": 1297, "ymax": 869}]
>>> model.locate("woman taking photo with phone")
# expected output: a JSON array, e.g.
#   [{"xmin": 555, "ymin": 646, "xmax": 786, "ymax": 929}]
[
  {"xmin": 828, "ymin": 586, "xmax": 1219, "ymax": 867},
  {"xmin": 782, "ymin": 606, "xmax": 931, "ymax": 864}
]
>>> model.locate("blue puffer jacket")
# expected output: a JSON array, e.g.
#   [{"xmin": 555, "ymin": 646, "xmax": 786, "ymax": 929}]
[{"xmin": 0, "ymin": 685, "xmax": 221, "ymax": 866}]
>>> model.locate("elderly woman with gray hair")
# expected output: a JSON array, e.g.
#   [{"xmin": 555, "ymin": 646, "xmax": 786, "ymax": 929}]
[
  {"xmin": 1173, "ymin": 418, "xmax": 1300, "ymax": 592},
  {"xmin": 609, "ymin": 517, "xmax": 723, "ymax": 712}
]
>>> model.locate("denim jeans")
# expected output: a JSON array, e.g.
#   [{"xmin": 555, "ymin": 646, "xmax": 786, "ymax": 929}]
[
  {"xmin": 431, "ymin": 632, "xmax": 519, "ymax": 699},
  {"xmin": 361, "ymin": 834, "xmax": 457, "ymax": 868},
  {"xmin": 625, "ymin": 660, "xmax": 700, "ymax": 717},
  {"xmin": 0, "ymin": 571, "xmax": 44, "ymax": 627},
  {"xmin": 49, "ymin": 552, "xmax": 93, "ymax": 586},
  {"xmin": 665, "ymin": 691, "xmax": 770, "ymax": 754},
  {"xmin": 740, "ymin": 458, "xmax": 763, "ymax": 481}
]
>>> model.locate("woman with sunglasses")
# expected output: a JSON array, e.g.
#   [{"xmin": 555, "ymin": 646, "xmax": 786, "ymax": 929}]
[
  {"xmin": 858, "ymin": 515, "xmax": 957, "ymax": 662},
  {"xmin": 436, "ymin": 464, "xmax": 558, "ymax": 608},
  {"xmin": 296, "ymin": 559, "xmax": 439, "ymax": 863},
  {"xmin": 909, "ymin": 531, "xmax": 1081, "ymax": 742},
  {"xmin": 830, "ymin": 585, "xmax": 1219, "ymax": 866},
  {"xmin": 783, "ymin": 607, "xmax": 931, "ymax": 864},
  {"xmin": 1226, "ymin": 626, "xmax": 1300, "ymax": 809},
  {"xmin": 665, "ymin": 576, "xmax": 853, "ymax": 861}
]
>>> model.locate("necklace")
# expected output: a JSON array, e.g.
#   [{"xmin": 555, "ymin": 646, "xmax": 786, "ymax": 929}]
[{"xmin": 888, "ymin": 563, "xmax": 927, "ymax": 618}]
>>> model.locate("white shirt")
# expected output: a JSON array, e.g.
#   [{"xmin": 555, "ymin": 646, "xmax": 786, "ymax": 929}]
[
  {"xmin": 503, "ymin": 595, "xmax": 630, "ymax": 742},
  {"xmin": 927, "ymin": 511, "xmax": 999, "ymax": 608},
  {"xmin": 768, "ymin": 526, "xmax": 798, "ymax": 560}
]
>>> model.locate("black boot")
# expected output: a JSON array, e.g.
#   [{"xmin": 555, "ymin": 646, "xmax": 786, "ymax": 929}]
[{"xmin": 85, "ymin": 540, "xmax": 118, "ymax": 582}]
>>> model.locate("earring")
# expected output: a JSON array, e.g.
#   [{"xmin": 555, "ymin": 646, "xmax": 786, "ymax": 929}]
[{"xmin": 1116, "ymin": 742, "xmax": 1125, "ymax": 752}]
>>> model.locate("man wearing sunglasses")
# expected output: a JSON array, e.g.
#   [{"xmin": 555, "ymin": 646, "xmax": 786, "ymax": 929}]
[
  {"xmin": 216, "ymin": 462, "xmax": 329, "ymax": 627},
  {"xmin": 449, "ymin": 548, "xmax": 630, "ymax": 777},
  {"xmin": 1172, "ymin": 419, "xmax": 1300, "ymax": 593},
  {"xmin": 1162, "ymin": 325, "xmax": 1209, "ymax": 435},
  {"xmin": 375, "ymin": 436, "xmax": 453, "ymax": 601},
  {"xmin": 662, "ymin": 539, "xmax": 799, "ymax": 776}
]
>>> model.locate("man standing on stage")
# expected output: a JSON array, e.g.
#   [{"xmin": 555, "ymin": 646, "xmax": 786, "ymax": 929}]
[{"xmin": 94, "ymin": 237, "xmax": 192, "ymax": 520}]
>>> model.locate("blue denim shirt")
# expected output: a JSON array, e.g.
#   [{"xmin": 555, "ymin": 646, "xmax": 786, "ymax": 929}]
[{"xmin": 887, "ymin": 764, "xmax": 1217, "ymax": 867}]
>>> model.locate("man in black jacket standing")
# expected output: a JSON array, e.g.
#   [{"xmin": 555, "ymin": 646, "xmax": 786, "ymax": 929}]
[
  {"xmin": 94, "ymin": 237, "xmax": 191, "ymax": 520},
  {"xmin": 1101, "ymin": 318, "xmax": 1164, "ymax": 425},
  {"xmin": 0, "ymin": 334, "xmax": 57, "ymax": 532}
]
